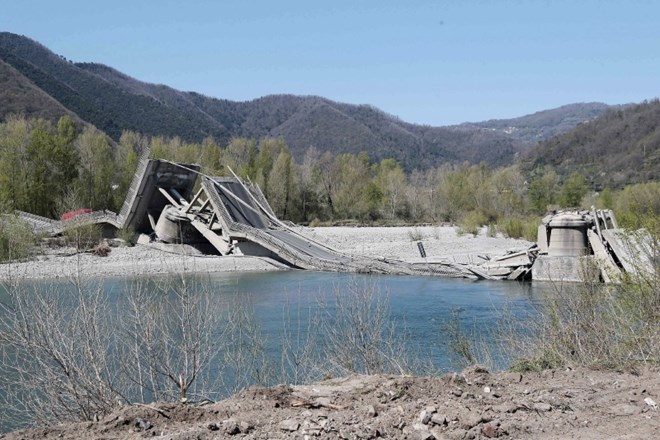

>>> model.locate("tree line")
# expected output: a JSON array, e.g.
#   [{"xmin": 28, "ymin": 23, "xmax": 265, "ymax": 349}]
[{"xmin": 1, "ymin": 115, "xmax": 658, "ymax": 236}]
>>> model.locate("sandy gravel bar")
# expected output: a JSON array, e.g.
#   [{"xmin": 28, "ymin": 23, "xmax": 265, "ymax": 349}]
[
  {"xmin": 305, "ymin": 225, "xmax": 532, "ymax": 262},
  {"xmin": 0, "ymin": 226, "xmax": 533, "ymax": 281}
]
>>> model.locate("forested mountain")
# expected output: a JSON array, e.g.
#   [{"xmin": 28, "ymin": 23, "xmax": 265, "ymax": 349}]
[
  {"xmin": 522, "ymin": 99, "xmax": 660, "ymax": 188},
  {"xmin": 0, "ymin": 32, "xmax": 609, "ymax": 170},
  {"xmin": 0, "ymin": 58, "xmax": 80, "ymax": 123},
  {"xmin": 457, "ymin": 102, "xmax": 612, "ymax": 143}
]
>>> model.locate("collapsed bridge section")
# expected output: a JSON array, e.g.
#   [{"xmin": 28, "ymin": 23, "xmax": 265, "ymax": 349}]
[
  {"xmin": 175, "ymin": 175, "xmax": 471, "ymax": 277},
  {"xmin": 12, "ymin": 156, "xmax": 496, "ymax": 279}
]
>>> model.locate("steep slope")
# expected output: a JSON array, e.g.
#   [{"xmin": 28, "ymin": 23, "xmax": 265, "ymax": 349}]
[
  {"xmin": 0, "ymin": 59, "xmax": 80, "ymax": 123},
  {"xmin": 0, "ymin": 33, "xmax": 229, "ymax": 141},
  {"xmin": 523, "ymin": 99, "xmax": 660, "ymax": 187}
]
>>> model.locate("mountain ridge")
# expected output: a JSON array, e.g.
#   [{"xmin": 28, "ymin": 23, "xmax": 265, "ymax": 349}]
[{"xmin": 0, "ymin": 32, "xmax": 613, "ymax": 170}]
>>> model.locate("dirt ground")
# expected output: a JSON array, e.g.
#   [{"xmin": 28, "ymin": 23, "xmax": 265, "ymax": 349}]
[{"xmin": 3, "ymin": 366, "xmax": 658, "ymax": 440}]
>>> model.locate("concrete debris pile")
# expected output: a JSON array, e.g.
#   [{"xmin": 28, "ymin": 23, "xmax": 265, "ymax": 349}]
[{"xmin": 469, "ymin": 248, "xmax": 538, "ymax": 281}]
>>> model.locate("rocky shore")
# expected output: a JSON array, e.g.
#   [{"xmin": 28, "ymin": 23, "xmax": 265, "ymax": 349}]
[{"xmin": 3, "ymin": 366, "xmax": 658, "ymax": 439}]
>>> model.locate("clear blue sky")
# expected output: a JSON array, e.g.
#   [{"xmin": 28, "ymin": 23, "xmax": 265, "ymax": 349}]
[{"xmin": 1, "ymin": 0, "xmax": 658, "ymax": 125}]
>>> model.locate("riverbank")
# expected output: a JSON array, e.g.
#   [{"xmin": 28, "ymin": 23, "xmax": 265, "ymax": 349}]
[
  {"xmin": 3, "ymin": 366, "xmax": 658, "ymax": 439},
  {"xmin": 0, "ymin": 226, "xmax": 533, "ymax": 280}
]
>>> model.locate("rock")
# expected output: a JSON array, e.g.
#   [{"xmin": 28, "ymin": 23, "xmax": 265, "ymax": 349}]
[
  {"xmin": 502, "ymin": 372, "xmax": 523, "ymax": 383},
  {"xmin": 239, "ymin": 421, "xmax": 252, "ymax": 433},
  {"xmin": 483, "ymin": 386, "xmax": 491, "ymax": 394},
  {"xmin": 430, "ymin": 426, "xmax": 450, "ymax": 440},
  {"xmin": 106, "ymin": 238, "xmax": 126, "ymax": 247},
  {"xmin": 461, "ymin": 414, "xmax": 491, "ymax": 430},
  {"xmin": 315, "ymin": 397, "xmax": 332, "ymax": 407},
  {"xmin": 367, "ymin": 404, "xmax": 377, "ymax": 417},
  {"xmin": 223, "ymin": 420, "xmax": 240, "ymax": 435},
  {"xmin": 493, "ymin": 402, "xmax": 518, "ymax": 413},
  {"xmin": 466, "ymin": 426, "xmax": 482, "ymax": 439},
  {"xmin": 134, "ymin": 417, "xmax": 152, "ymax": 431},
  {"xmin": 533, "ymin": 402, "xmax": 552, "ymax": 412},
  {"xmin": 608, "ymin": 403, "xmax": 641, "ymax": 416},
  {"xmin": 280, "ymin": 419, "xmax": 300, "ymax": 432},
  {"xmin": 644, "ymin": 397, "xmax": 657, "ymax": 410},
  {"xmin": 451, "ymin": 389, "xmax": 463, "ymax": 397},
  {"xmin": 447, "ymin": 428, "xmax": 468, "ymax": 440},
  {"xmin": 482, "ymin": 422, "xmax": 499, "ymax": 438},
  {"xmin": 302, "ymin": 420, "xmax": 323, "ymax": 436},
  {"xmin": 207, "ymin": 423, "xmax": 220, "ymax": 431},
  {"xmin": 431, "ymin": 414, "xmax": 447, "ymax": 425},
  {"xmin": 416, "ymin": 432, "xmax": 435, "ymax": 440},
  {"xmin": 420, "ymin": 409, "xmax": 432, "ymax": 424}
]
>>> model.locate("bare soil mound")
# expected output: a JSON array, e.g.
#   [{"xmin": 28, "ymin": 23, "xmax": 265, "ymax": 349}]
[{"xmin": 3, "ymin": 367, "xmax": 658, "ymax": 439}]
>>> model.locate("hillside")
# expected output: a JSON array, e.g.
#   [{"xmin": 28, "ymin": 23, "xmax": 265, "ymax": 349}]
[
  {"xmin": 0, "ymin": 32, "xmax": 610, "ymax": 170},
  {"xmin": 458, "ymin": 102, "xmax": 612, "ymax": 143},
  {"xmin": 522, "ymin": 99, "xmax": 660, "ymax": 187},
  {"xmin": 0, "ymin": 58, "xmax": 80, "ymax": 123}
]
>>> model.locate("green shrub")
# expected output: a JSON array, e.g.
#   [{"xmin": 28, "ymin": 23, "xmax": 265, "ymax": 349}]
[
  {"xmin": 116, "ymin": 226, "xmax": 136, "ymax": 246},
  {"xmin": 614, "ymin": 181, "xmax": 660, "ymax": 229},
  {"xmin": 0, "ymin": 215, "xmax": 36, "ymax": 262},
  {"xmin": 500, "ymin": 217, "xmax": 523, "ymax": 238},
  {"xmin": 457, "ymin": 211, "xmax": 487, "ymax": 236},
  {"xmin": 509, "ymin": 351, "xmax": 562, "ymax": 373},
  {"xmin": 63, "ymin": 221, "xmax": 102, "ymax": 251},
  {"xmin": 498, "ymin": 216, "xmax": 539, "ymax": 241}
]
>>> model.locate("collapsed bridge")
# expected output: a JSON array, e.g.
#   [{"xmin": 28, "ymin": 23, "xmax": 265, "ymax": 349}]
[
  {"xmin": 17, "ymin": 154, "xmax": 477, "ymax": 278},
  {"xmin": 17, "ymin": 154, "xmax": 649, "ymax": 283}
]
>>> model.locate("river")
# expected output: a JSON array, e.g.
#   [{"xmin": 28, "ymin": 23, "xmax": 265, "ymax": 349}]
[{"xmin": 0, "ymin": 271, "xmax": 544, "ymax": 432}]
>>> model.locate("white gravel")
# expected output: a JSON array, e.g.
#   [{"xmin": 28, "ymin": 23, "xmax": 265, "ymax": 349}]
[
  {"xmin": 305, "ymin": 225, "xmax": 532, "ymax": 262},
  {"xmin": 0, "ymin": 226, "xmax": 533, "ymax": 281}
]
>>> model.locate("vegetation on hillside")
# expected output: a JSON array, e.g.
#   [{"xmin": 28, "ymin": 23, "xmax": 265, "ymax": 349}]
[
  {"xmin": 0, "ymin": 59, "xmax": 77, "ymax": 123},
  {"xmin": 523, "ymin": 99, "xmax": 660, "ymax": 188}
]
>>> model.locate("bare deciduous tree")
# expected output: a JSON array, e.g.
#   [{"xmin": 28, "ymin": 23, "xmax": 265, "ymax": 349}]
[{"xmin": 316, "ymin": 277, "xmax": 421, "ymax": 376}]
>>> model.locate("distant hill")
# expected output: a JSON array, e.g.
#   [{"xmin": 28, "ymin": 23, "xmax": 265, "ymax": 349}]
[
  {"xmin": 0, "ymin": 32, "xmax": 613, "ymax": 170},
  {"xmin": 457, "ymin": 102, "xmax": 612, "ymax": 143},
  {"xmin": 522, "ymin": 99, "xmax": 660, "ymax": 187}
]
